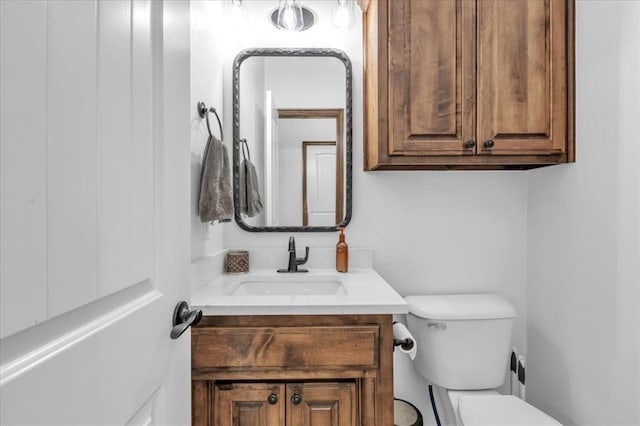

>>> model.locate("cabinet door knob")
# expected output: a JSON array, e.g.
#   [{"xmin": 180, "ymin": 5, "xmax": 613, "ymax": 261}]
[
  {"xmin": 291, "ymin": 394, "xmax": 302, "ymax": 405},
  {"xmin": 484, "ymin": 139, "xmax": 495, "ymax": 148},
  {"xmin": 267, "ymin": 393, "xmax": 278, "ymax": 405},
  {"xmin": 464, "ymin": 140, "xmax": 476, "ymax": 149}
]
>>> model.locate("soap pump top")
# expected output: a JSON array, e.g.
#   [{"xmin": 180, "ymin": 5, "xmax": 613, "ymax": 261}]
[{"xmin": 336, "ymin": 227, "xmax": 348, "ymax": 272}]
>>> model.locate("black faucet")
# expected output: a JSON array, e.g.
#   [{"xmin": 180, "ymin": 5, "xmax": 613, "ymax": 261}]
[{"xmin": 277, "ymin": 237, "xmax": 309, "ymax": 273}]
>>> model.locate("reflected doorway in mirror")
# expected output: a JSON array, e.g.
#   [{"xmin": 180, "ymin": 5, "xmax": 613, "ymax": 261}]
[{"xmin": 302, "ymin": 141, "xmax": 341, "ymax": 226}]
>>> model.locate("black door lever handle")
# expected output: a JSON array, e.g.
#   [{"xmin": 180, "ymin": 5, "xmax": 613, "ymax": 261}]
[{"xmin": 170, "ymin": 301, "xmax": 202, "ymax": 339}]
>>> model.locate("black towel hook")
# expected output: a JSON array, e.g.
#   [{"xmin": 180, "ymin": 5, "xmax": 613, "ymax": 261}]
[
  {"xmin": 240, "ymin": 138, "xmax": 251, "ymax": 162},
  {"xmin": 197, "ymin": 101, "xmax": 223, "ymax": 141}
]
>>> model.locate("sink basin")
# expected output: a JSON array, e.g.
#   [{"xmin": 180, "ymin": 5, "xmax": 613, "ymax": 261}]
[{"xmin": 229, "ymin": 275, "xmax": 346, "ymax": 296}]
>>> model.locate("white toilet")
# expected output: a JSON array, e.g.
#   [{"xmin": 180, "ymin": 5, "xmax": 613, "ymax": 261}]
[{"xmin": 404, "ymin": 293, "xmax": 561, "ymax": 426}]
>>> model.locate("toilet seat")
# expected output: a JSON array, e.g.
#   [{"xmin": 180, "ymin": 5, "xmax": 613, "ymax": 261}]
[{"xmin": 458, "ymin": 395, "xmax": 562, "ymax": 426}]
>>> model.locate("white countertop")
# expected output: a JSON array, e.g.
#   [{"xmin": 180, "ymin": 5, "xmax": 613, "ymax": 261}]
[{"xmin": 191, "ymin": 267, "xmax": 408, "ymax": 316}]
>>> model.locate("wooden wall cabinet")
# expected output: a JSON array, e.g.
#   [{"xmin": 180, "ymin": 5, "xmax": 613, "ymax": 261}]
[
  {"xmin": 192, "ymin": 315, "xmax": 394, "ymax": 426},
  {"xmin": 361, "ymin": 0, "xmax": 575, "ymax": 170}
]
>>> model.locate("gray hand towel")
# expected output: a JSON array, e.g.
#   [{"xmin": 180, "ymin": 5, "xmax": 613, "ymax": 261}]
[
  {"xmin": 239, "ymin": 158, "xmax": 263, "ymax": 218},
  {"xmin": 198, "ymin": 134, "xmax": 233, "ymax": 223}
]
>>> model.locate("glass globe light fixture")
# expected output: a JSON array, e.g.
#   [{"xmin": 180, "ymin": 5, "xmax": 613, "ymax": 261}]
[
  {"xmin": 277, "ymin": 0, "xmax": 304, "ymax": 32},
  {"xmin": 331, "ymin": 0, "xmax": 356, "ymax": 30}
]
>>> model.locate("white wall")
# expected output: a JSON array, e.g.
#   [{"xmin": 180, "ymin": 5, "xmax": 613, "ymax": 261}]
[
  {"xmin": 219, "ymin": 1, "xmax": 529, "ymax": 419},
  {"xmin": 190, "ymin": 0, "xmax": 226, "ymax": 261},
  {"xmin": 264, "ymin": 57, "xmax": 346, "ymax": 109},
  {"xmin": 526, "ymin": 2, "xmax": 640, "ymax": 425}
]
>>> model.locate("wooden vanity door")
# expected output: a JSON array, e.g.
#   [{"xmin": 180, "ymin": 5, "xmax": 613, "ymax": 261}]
[
  {"xmin": 286, "ymin": 382, "xmax": 357, "ymax": 426},
  {"xmin": 477, "ymin": 0, "xmax": 568, "ymax": 157},
  {"xmin": 215, "ymin": 383, "xmax": 285, "ymax": 426}
]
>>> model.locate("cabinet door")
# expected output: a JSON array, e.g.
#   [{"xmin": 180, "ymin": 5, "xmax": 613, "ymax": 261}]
[
  {"xmin": 388, "ymin": 0, "xmax": 476, "ymax": 156},
  {"xmin": 215, "ymin": 383, "xmax": 285, "ymax": 426},
  {"xmin": 477, "ymin": 0, "xmax": 568, "ymax": 156},
  {"xmin": 286, "ymin": 382, "xmax": 357, "ymax": 426}
]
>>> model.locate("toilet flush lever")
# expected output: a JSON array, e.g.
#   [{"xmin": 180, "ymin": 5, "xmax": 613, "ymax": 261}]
[{"xmin": 427, "ymin": 322, "xmax": 447, "ymax": 330}]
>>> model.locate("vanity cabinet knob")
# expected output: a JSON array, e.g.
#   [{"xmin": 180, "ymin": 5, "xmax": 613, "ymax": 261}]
[
  {"xmin": 291, "ymin": 394, "xmax": 302, "ymax": 405},
  {"xmin": 484, "ymin": 139, "xmax": 495, "ymax": 148},
  {"xmin": 464, "ymin": 140, "xmax": 476, "ymax": 149},
  {"xmin": 268, "ymin": 394, "xmax": 278, "ymax": 405}
]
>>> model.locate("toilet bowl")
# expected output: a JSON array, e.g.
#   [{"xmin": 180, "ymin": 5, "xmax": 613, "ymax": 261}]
[
  {"xmin": 457, "ymin": 394, "xmax": 560, "ymax": 425},
  {"xmin": 437, "ymin": 389, "xmax": 561, "ymax": 426},
  {"xmin": 404, "ymin": 293, "xmax": 561, "ymax": 426}
]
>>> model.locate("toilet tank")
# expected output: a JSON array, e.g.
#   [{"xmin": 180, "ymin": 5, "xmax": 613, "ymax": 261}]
[{"xmin": 404, "ymin": 294, "xmax": 516, "ymax": 390}]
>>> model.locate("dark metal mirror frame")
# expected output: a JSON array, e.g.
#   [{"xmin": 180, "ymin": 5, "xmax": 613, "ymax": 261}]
[{"xmin": 232, "ymin": 48, "xmax": 353, "ymax": 232}]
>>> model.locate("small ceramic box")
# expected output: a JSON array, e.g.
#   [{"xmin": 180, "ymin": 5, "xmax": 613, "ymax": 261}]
[{"xmin": 226, "ymin": 250, "xmax": 249, "ymax": 274}]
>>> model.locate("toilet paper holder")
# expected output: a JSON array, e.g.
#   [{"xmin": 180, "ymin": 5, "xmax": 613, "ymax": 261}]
[{"xmin": 393, "ymin": 338, "xmax": 414, "ymax": 351}]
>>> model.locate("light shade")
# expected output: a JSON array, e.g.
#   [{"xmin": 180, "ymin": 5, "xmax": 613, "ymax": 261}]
[
  {"xmin": 277, "ymin": 0, "xmax": 305, "ymax": 32},
  {"xmin": 270, "ymin": 6, "xmax": 316, "ymax": 32},
  {"xmin": 331, "ymin": 0, "xmax": 356, "ymax": 30}
]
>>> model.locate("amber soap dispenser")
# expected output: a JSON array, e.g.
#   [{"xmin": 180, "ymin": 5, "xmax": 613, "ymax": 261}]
[{"xmin": 336, "ymin": 227, "xmax": 349, "ymax": 272}]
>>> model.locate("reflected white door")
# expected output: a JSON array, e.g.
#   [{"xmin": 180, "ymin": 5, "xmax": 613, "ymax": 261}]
[
  {"xmin": 0, "ymin": 1, "xmax": 191, "ymax": 424},
  {"xmin": 304, "ymin": 143, "xmax": 337, "ymax": 226}
]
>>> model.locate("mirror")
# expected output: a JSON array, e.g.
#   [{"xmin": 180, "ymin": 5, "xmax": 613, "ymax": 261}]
[{"xmin": 233, "ymin": 48, "xmax": 352, "ymax": 232}]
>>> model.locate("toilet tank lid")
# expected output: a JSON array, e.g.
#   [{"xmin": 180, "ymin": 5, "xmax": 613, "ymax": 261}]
[{"xmin": 404, "ymin": 294, "xmax": 516, "ymax": 320}]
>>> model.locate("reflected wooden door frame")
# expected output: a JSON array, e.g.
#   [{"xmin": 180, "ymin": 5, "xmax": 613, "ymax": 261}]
[{"xmin": 278, "ymin": 108, "xmax": 344, "ymax": 225}]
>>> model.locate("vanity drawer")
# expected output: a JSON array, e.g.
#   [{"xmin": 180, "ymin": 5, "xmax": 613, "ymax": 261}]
[{"xmin": 192, "ymin": 325, "xmax": 379, "ymax": 370}]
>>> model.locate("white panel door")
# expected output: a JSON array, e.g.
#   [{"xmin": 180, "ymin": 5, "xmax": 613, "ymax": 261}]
[
  {"xmin": 0, "ymin": 1, "xmax": 192, "ymax": 424},
  {"xmin": 305, "ymin": 144, "xmax": 337, "ymax": 226}
]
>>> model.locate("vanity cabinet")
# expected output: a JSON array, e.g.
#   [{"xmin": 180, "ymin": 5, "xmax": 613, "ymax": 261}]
[
  {"xmin": 191, "ymin": 314, "xmax": 394, "ymax": 426},
  {"xmin": 360, "ymin": 0, "xmax": 575, "ymax": 170}
]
